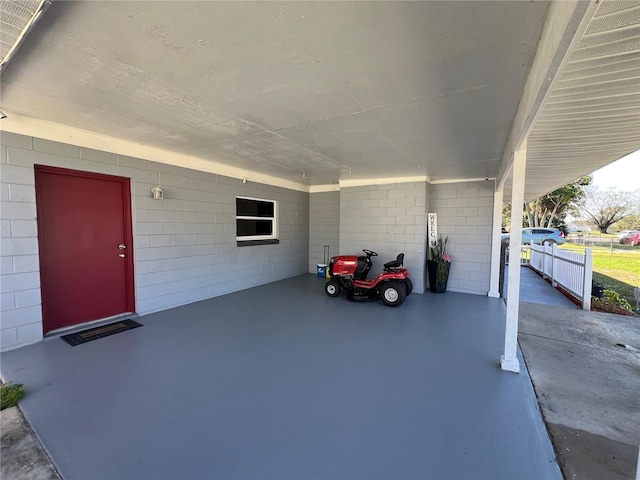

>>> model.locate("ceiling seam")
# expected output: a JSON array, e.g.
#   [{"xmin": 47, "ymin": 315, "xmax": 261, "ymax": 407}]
[
  {"xmin": 570, "ymin": 47, "xmax": 640, "ymax": 63},
  {"xmin": 582, "ymin": 22, "xmax": 640, "ymax": 38},
  {"xmin": 588, "ymin": 4, "xmax": 640, "ymax": 21},
  {"xmin": 557, "ymin": 66, "xmax": 640, "ymax": 83},
  {"xmin": 533, "ymin": 124, "xmax": 640, "ymax": 133},
  {"xmin": 564, "ymin": 57, "xmax": 640, "ymax": 74},
  {"xmin": 269, "ymin": 84, "xmax": 494, "ymax": 133},
  {"xmin": 549, "ymin": 83, "xmax": 640, "ymax": 98},
  {"xmin": 541, "ymin": 105, "xmax": 640, "ymax": 116},
  {"xmin": 544, "ymin": 99, "xmax": 640, "ymax": 111},
  {"xmin": 574, "ymin": 34, "xmax": 640, "ymax": 51}
]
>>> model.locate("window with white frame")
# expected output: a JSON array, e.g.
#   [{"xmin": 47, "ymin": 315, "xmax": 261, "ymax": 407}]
[{"xmin": 236, "ymin": 196, "xmax": 278, "ymax": 244}]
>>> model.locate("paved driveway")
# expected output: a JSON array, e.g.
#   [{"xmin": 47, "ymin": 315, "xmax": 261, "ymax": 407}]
[{"xmin": 519, "ymin": 302, "xmax": 640, "ymax": 480}]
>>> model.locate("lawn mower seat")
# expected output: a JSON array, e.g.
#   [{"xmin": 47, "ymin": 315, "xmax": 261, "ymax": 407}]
[{"xmin": 384, "ymin": 253, "xmax": 404, "ymax": 270}]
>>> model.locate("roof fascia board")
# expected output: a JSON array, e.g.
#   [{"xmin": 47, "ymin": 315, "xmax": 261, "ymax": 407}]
[
  {"xmin": 309, "ymin": 185, "xmax": 340, "ymax": 193},
  {"xmin": 339, "ymin": 176, "xmax": 430, "ymax": 189},
  {"xmin": 496, "ymin": 0, "xmax": 599, "ymax": 192},
  {"xmin": 0, "ymin": 0, "xmax": 51, "ymax": 71},
  {"xmin": 430, "ymin": 177, "xmax": 495, "ymax": 185}
]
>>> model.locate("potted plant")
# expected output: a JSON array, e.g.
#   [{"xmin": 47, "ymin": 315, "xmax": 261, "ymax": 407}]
[{"xmin": 427, "ymin": 236, "xmax": 451, "ymax": 293}]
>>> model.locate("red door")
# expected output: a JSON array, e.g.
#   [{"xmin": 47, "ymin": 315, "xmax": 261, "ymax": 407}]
[{"xmin": 35, "ymin": 166, "xmax": 135, "ymax": 333}]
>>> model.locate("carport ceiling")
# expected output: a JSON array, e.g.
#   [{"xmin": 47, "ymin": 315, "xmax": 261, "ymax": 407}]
[{"xmin": 0, "ymin": 1, "xmax": 551, "ymax": 187}]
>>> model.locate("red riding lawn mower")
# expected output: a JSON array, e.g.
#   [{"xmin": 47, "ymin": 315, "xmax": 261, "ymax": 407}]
[{"xmin": 324, "ymin": 249, "xmax": 412, "ymax": 307}]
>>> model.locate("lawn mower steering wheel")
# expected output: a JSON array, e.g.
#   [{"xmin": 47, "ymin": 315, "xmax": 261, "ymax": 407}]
[{"xmin": 362, "ymin": 249, "xmax": 378, "ymax": 257}]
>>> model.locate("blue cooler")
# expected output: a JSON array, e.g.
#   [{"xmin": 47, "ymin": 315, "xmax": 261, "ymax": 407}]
[{"xmin": 317, "ymin": 264, "xmax": 327, "ymax": 278}]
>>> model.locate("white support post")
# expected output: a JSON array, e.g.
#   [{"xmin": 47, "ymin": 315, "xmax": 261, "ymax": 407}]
[
  {"xmin": 488, "ymin": 188, "xmax": 504, "ymax": 298},
  {"xmin": 551, "ymin": 243, "xmax": 558, "ymax": 287},
  {"xmin": 582, "ymin": 248, "xmax": 593, "ymax": 311},
  {"xmin": 501, "ymin": 141, "xmax": 527, "ymax": 373}
]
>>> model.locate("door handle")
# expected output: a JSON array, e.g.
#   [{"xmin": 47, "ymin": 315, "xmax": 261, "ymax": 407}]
[
  {"xmin": 119, "ymin": 244, "xmax": 127, "ymax": 249},
  {"xmin": 119, "ymin": 253, "xmax": 125, "ymax": 258}
]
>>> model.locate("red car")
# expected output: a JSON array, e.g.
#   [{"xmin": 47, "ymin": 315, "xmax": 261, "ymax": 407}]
[{"xmin": 621, "ymin": 231, "xmax": 640, "ymax": 246}]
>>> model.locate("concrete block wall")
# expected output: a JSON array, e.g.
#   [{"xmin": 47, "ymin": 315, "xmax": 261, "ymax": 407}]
[
  {"xmin": 308, "ymin": 191, "xmax": 340, "ymax": 273},
  {"xmin": 429, "ymin": 181, "xmax": 494, "ymax": 295},
  {"xmin": 339, "ymin": 182, "xmax": 428, "ymax": 293},
  {"xmin": 0, "ymin": 132, "xmax": 308, "ymax": 351}
]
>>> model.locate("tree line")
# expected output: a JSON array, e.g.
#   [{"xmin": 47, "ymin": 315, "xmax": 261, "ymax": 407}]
[{"xmin": 503, "ymin": 176, "xmax": 640, "ymax": 234}]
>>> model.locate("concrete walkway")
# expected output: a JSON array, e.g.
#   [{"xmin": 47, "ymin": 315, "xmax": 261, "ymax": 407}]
[
  {"xmin": 503, "ymin": 265, "xmax": 640, "ymax": 478},
  {"xmin": 504, "ymin": 265, "xmax": 578, "ymax": 308},
  {"xmin": 519, "ymin": 303, "xmax": 640, "ymax": 480},
  {"xmin": 0, "ymin": 406, "xmax": 60, "ymax": 480},
  {"xmin": 1, "ymin": 274, "xmax": 560, "ymax": 480}
]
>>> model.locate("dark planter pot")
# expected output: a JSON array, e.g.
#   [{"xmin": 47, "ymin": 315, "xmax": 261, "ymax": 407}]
[{"xmin": 427, "ymin": 260, "xmax": 450, "ymax": 293}]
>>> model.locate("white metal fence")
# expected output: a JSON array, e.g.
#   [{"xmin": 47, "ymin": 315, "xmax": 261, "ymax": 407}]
[
  {"xmin": 504, "ymin": 245, "xmax": 532, "ymax": 265},
  {"xmin": 529, "ymin": 242, "xmax": 593, "ymax": 310}
]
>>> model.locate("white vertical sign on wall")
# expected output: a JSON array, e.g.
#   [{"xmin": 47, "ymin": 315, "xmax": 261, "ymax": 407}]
[{"xmin": 428, "ymin": 213, "xmax": 438, "ymax": 248}]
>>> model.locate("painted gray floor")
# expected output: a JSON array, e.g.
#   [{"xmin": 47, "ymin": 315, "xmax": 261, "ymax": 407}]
[
  {"xmin": 504, "ymin": 265, "xmax": 578, "ymax": 308},
  {"xmin": 2, "ymin": 275, "xmax": 561, "ymax": 480}
]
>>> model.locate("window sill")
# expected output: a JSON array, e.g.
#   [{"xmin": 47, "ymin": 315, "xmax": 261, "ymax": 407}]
[{"xmin": 237, "ymin": 239, "xmax": 280, "ymax": 247}]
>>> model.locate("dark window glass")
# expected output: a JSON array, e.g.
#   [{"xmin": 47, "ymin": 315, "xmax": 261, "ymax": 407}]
[
  {"xmin": 236, "ymin": 198, "xmax": 274, "ymax": 217},
  {"xmin": 237, "ymin": 219, "xmax": 273, "ymax": 237}
]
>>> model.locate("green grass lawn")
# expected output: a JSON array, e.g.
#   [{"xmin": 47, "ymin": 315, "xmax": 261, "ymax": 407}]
[{"xmin": 561, "ymin": 243, "xmax": 640, "ymax": 313}]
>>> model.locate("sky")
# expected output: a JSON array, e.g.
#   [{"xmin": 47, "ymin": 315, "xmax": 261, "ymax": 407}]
[{"xmin": 590, "ymin": 149, "xmax": 640, "ymax": 192}]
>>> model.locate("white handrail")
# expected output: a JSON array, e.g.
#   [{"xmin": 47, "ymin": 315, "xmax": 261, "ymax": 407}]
[{"xmin": 529, "ymin": 242, "xmax": 593, "ymax": 310}]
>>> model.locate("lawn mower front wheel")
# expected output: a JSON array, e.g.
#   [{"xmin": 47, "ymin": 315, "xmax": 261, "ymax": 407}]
[{"xmin": 324, "ymin": 279, "xmax": 342, "ymax": 297}]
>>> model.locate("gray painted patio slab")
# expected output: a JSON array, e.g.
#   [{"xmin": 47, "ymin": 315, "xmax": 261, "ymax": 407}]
[{"xmin": 1, "ymin": 275, "xmax": 560, "ymax": 480}]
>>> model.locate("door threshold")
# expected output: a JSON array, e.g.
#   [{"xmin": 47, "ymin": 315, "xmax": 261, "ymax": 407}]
[{"xmin": 45, "ymin": 312, "xmax": 139, "ymax": 338}]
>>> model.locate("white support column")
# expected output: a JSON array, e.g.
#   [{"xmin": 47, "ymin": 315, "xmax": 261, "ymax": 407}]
[
  {"xmin": 551, "ymin": 243, "xmax": 558, "ymax": 287},
  {"xmin": 488, "ymin": 187, "xmax": 504, "ymax": 298},
  {"xmin": 501, "ymin": 141, "xmax": 527, "ymax": 373}
]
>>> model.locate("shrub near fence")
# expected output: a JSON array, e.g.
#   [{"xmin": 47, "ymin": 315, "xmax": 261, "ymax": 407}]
[{"xmin": 563, "ymin": 243, "xmax": 640, "ymax": 314}]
